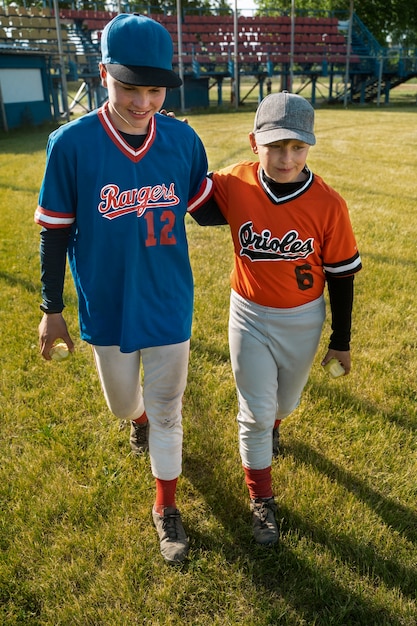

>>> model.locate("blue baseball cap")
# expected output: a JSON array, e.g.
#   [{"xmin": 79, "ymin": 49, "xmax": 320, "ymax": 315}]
[{"xmin": 101, "ymin": 13, "xmax": 182, "ymax": 88}]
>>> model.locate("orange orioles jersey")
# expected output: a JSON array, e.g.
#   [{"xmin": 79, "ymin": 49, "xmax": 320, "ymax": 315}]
[{"xmin": 212, "ymin": 161, "xmax": 362, "ymax": 309}]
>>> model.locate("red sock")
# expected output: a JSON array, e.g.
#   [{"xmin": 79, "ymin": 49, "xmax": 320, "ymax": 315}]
[
  {"xmin": 243, "ymin": 466, "xmax": 273, "ymax": 500},
  {"xmin": 132, "ymin": 410, "xmax": 148, "ymax": 425},
  {"xmin": 274, "ymin": 419, "xmax": 282, "ymax": 429},
  {"xmin": 154, "ymin": 478, "xmax": 178, "ymax": 515}
]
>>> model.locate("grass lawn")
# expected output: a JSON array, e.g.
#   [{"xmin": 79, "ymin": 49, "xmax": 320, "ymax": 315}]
[{"xmin": 0, "ymin": 99, "xmax": 416, "ymax": 625}]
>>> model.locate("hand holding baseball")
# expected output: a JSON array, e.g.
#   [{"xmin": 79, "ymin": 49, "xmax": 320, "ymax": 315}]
[
  {"xmin": 39, "ymin": 312, "xmax": 74, "ymax": 361},
  {"xmin": 49, "ymin": 342, "xmax": 70, "ymax": 361},
  {"xmin": 321, "ymin": 349, "xmax": 351, "ymax": 376}
]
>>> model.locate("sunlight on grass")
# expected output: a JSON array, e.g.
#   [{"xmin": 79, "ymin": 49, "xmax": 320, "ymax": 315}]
[{"xmin": 1, "ymin": 104, "xmax": 417, "ymax": 625}]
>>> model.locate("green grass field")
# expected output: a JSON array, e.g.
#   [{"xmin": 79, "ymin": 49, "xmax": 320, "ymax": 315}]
[{"xmin": 1, "ymin": 98, "xmax": 417, "ymax": 625}]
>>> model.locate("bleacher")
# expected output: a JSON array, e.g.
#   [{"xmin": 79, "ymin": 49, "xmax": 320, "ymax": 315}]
[
  {"xmin": 0, "ymin": 4, "xmax": 100, "ymax": 79},
  {"xmin": 155, "ymin": 13, "xmax": 356, "ymax": 74},
  {"xmin": 0, "ymin": 6, "xmax": 357, "ymax": 83},
  {"xmin": 1, "ymin": 5, "xmax": 69, "ymax": 50},
  {"xmin": 5, "ymin": 7, "xmax": 414, "ymax": 105}
]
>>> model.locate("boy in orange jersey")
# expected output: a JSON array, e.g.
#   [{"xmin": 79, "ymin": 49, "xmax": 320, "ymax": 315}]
[{"xmin": 190, "ymin": 92, "xmax": 362, "ymax": 545}]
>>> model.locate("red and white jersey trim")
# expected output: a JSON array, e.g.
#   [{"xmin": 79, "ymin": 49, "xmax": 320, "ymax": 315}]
[
  {"xmin": 34, "ymin": 206, "xmax": 75, "ymax": 229},
  {"xmin": 188, "ymin": 176, "xmax": 214, "ymax": 213},
  {"xmin": 98, "ymin": 103, "xmax": 156, "ymax": 162}
]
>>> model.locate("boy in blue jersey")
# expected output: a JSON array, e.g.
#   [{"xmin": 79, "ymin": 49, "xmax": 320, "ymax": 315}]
[{"xmin": 35, "ymin": 14, "xmax": 212, "ymax": 564}]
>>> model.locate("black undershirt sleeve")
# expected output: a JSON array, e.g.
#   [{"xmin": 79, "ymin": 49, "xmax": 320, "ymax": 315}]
[
  {"xmin": 326, "ymin": 274, "xmax": 354, "ymax": 351},
  {"xmin": 39, "ymin": 227, "xmax": 71, "ymax": 313},
  {"xmin": 189, "ymin": 195, "xmax": 227, "ymax": 226},
  {"xmin": 188, "ymin": 172, "xmax": 228, "ymax": 226}
]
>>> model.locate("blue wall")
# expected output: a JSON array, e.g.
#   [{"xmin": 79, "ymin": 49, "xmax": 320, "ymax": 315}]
[
  {"xmin": 164, "ymin": 77, "xmax": 210, "ymax": 110},
  {"xmin": 0, "ymin": 53, "xmax": 53, "ymax": 130}
]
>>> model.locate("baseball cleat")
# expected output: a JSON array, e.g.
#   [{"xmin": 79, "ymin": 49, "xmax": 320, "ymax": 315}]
[
  {"xmin": 250, "ymin": 497, "xmax": 278, "ymax": 545},
  {"xmin": 152, "ymin": 506, "xmax": 189, "ymax": 564}
]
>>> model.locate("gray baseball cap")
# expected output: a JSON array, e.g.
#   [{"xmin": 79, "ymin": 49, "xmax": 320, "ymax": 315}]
[{"xmin": 253, "ymin": 92, "xmax": 316, "ymax": 145}]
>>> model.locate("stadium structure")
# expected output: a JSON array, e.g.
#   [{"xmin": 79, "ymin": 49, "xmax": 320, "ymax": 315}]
[{"xmin": 1, "ymin": 2, "xmax": 417, "ymax": 128}]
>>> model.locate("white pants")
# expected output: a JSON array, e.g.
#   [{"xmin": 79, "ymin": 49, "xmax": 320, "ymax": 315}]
[
  {"xmin": 92, "ymin": 341, "xmax": 190, "ymax": 480},
  {"xmin": 229, "ymin": 290, "xmax": 325, "ymax": 470}
]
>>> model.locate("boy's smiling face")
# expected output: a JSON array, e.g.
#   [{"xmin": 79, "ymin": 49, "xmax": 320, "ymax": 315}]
[
  {"xmin": 100, "ymin": 64, "xmax": 167, "ymax": 134},
  {"xmin": 249, "ymin": 133, "xmax": 310, "ymax": 184}
]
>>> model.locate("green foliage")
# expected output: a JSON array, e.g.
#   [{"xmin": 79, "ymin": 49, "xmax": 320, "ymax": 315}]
[
  {"xmin": 5, "ymin": 0, "xmax": 233, "ymax": 15},
  {"xmin": 9, "ymin": 0, "xmax": 417, "ymax": 43},
  {"xmin": 254, "ymin": 0, "xmax": 417, "ymax": 46},
  {"xmin": 256, "ymin": 0, "xmax": 335, "ymax": 18},
  {"xmin": 1, "ymin": 101, "xmax": 417, "ymax": 624}
]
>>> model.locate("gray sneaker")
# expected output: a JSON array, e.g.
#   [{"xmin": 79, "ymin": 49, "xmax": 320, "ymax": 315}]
[
  {"xmin": 130, "ymin": 420, "xmax": 149, "ymax": 455},
  {"xmin": 152, "ymin": 506, "xmax": 189, "ymax": 564},
  {"xmin": 272, "ymin": 425, "xmax": 280, "ymax": 458},
  {"xmin": 250, "ymin": 497, "xmax": 278, "ymax": 545}
]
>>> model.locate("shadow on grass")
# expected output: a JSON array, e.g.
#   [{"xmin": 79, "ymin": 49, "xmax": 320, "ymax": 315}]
[
  {"xmin": 0, "ymin": 270, "xmax": 79, "ymax": 310},
  {"xmin": 0, "ymin": 270, "xmax": 39, "ymax": 293},
  {"xmin": 190, "ymin": 336, "xmax": 230, "ymax": 364},
  {"xmin": 0, "ymin": 123, "xmax": 56, "ymax": 154},
  {"xmin": 362, "ymin": 251, "xmax": 417, "ymax": 269},
  {"xmin": 288, "ymin": 439, "xmax": 417, "ymax": 548},
  {"xmin": 306, "ymin": 365, "xmax": 417, "ymax": 435},
  {"xmin": 184, "ymin": 333, "xmax": 415, "ymax": 622},
  {"xmin": 184, "ymin": 450, "xmax": 408, "ymax": 626}
]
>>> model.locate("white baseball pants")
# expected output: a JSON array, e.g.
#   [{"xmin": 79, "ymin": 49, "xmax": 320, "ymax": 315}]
[
  {"xmin": 229, "ymin": 290, "xmax": 325, "ymax": 470},
  {"xmin": 92, "ymin": 340, "xmax": 190, "ymax": 480}
]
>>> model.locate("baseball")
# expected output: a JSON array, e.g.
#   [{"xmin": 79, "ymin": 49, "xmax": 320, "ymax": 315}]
[
  {"xmin": 324, "ymin": 358, "xmax": 345, "ymax": 378},
  {"xmin": 49, "ymin": 342, "xmax": 70, "ymax": 361}
]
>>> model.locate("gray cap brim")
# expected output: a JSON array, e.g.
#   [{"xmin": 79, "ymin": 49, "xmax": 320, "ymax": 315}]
[{"xmin": 255, "ymin": 127, "xmax": 316, "ymax": 145}]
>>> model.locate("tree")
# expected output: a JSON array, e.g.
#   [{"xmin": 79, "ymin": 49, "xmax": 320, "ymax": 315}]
[
  {"xmin": 254, "ymin": 0, "xmax": 417, "ymax": 46},
  {"xmin": 121, "ymin": 0, "xmax": 231, "ymax": 16}
]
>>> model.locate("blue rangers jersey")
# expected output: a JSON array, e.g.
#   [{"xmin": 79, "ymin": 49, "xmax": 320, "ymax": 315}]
[{"xmin": 35, "ymin": 103, "xmax": 213, "ymax": 352}]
